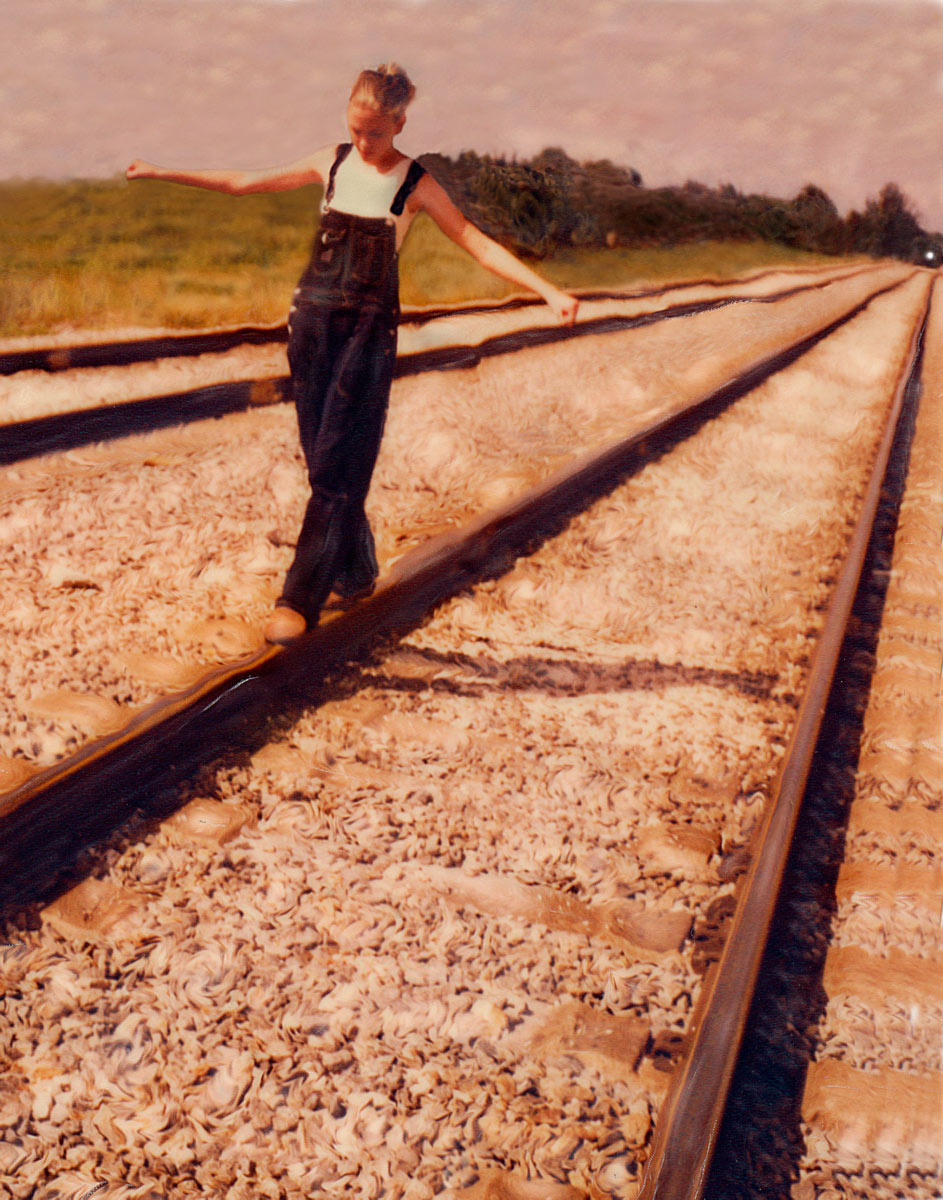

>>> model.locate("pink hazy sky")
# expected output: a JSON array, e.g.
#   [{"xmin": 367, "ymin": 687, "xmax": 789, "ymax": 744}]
[{"xmin": 3, "ymin": 0, "xmax": 942, "ymax": 229}]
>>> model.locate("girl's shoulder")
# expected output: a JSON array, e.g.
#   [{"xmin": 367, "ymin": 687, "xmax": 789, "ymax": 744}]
[
  {"xmin": 407, "ymin": 165, "xmax": 443, "ymax": 202},
  {"xmin": 310, "ymin": 142, "xmax": 349, "ymax": 172},
  {"xmin": 326, "ymin": 141, "xmax": 349, "ymax": 161}
]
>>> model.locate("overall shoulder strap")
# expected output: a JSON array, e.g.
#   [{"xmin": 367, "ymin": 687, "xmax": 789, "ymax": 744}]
[
  {"xmin": 324, "ymin": 143, "xmax": 353, "ymax": 206},
  {"xmin": 390, "ymin": 160, "xmax": 427, "ymax": 216}
]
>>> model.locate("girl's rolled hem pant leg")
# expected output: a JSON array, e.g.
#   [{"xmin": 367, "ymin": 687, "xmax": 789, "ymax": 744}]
[{"xmin": 276, "ymin": 485, "xmax": 350, "ymax": 621}]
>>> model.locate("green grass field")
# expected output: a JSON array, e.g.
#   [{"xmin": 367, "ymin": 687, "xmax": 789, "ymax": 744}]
[{"xmin": 0, "ymin": 178, "xmax": 851, "ymax": 338}]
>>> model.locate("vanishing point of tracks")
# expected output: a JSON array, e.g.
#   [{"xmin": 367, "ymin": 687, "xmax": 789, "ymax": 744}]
[{"xmin": 0, "ymin": 261, "xmax": 939, "ymax": 1200}]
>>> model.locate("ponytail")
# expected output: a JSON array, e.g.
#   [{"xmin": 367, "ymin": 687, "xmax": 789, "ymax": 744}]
[{"xmin": 349, "ymin": 63, "xmax": 416, "ymax": 118}]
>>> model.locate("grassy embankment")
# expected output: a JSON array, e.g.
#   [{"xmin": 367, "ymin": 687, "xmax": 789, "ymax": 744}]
[{"xmin": 1, "ymin": 178, "xmax": 850, "ymax": 338}]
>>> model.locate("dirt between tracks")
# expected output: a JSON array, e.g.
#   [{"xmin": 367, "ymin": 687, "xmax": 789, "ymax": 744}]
[{"xmin": 0, "ymin": 274, "xmax": 929, "ymax": 1198}]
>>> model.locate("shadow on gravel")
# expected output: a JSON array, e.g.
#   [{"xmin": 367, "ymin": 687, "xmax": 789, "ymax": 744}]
[
  {"xmin": 703, "ymin": 351, "xmax": 921, "ymax": 1199},
  {"xmin": 359, "ymin": 646, "xmax": 777, "ymax": 702}
]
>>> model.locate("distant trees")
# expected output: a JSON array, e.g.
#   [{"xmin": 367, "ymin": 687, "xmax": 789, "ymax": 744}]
[
  {"xmin": 790, "ymin": 185, "xmax": 845, "ymax": 254},
  {"xmin": 843, "ymin": 184, "xmax": 930, "ymax": 260},
  {"xmin": 421, "ymin": 146, "xmax": 595, "ymax": 256},
  {"xmin": 419, "ymin": 150, "xmax": 941, "ymax": 265}
]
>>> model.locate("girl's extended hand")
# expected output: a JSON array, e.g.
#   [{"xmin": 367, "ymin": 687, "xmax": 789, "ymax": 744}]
[
  {"xmin": 547, "ymin": 289, "xmax": 580, "ymax": 326},
  {"xmin": 125, "ymin": 160, "xmax": 157, "ymax": 181}
]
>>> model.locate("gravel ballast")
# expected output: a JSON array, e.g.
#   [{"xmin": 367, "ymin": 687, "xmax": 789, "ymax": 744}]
[{"xmin": 0, "ymin": 272, "xmax": 930, "ymax": 1198}]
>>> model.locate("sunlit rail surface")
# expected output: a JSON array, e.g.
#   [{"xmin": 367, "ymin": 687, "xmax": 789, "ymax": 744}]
[{"xmin": 0, "ymin": 262, "xmax": 939, "ymax": 1199}]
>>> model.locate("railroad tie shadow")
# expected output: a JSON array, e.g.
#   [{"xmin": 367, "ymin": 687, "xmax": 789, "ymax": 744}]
[{"xmin": 353, "ymin": 644, "xmax": 776, "ymax": 703}]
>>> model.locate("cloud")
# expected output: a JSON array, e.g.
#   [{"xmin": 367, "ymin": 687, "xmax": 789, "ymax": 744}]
[{"xmin": 3, "ymin": 0, "xmax": 940, "ymax": 226}]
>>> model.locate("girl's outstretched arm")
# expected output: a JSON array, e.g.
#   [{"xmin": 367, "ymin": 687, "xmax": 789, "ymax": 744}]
[
  {"xmin": 125, "ymin": 146, "xmax": 335, "ymax": 195},
  {"xmin": 413, "ymin": 175, "xmax": 579, "ymax": 325}
]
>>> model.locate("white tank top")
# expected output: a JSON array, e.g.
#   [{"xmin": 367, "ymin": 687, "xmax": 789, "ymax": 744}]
[{"xmin": 323, "ymin": 147, "xmax": 418, "ymax": 250}]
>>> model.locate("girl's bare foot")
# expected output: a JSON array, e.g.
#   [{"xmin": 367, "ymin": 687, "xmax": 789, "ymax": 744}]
[{"xmin": 264, "ymin": 606, "xmax": 307, "ymax": 644}]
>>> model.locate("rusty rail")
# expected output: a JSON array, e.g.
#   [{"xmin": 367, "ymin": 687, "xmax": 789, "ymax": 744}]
[{"xmin": 636, "ymin": 276, "xmax": 934, "ymax": 1200}]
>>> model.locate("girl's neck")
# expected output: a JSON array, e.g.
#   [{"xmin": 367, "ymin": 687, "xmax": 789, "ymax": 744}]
[{"xmin": 355, "ymin": 145, "xmax": 404, "ymax": 174}]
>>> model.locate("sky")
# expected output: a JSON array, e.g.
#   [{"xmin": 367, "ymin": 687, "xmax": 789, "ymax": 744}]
[{"xmin": 3, "ymin": 0, "xmax": 942, "ymax": 229}]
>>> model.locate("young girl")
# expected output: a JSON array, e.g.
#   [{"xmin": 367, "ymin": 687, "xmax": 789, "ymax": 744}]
[{"xmin": 127, "ymin": 63, "xmax": 579, "ymax": 643}]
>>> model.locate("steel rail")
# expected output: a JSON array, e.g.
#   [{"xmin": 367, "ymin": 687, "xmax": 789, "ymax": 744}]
[
  {"xmin": 0, "ymin": 262, "xmax": 868, "ymax": 376},
  {"xmin": 403, "ymin": 261, "xmax": 868, "ymax": 328},
  {"xmin": 0, "ymin": 274, "xmax": 910, "ymax": 916},
  {"xmin": 635, "ymin": 275, "xmax": 934, "ymax": 1200},
  {"xmin": 0, "ymin": 268, "xmax": 890, "ymax": 467}
]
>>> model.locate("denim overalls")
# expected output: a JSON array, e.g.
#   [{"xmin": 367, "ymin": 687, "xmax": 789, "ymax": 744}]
[{"xmin": 278, "ymin": 144, "xmax": 426, "ymax": 620}]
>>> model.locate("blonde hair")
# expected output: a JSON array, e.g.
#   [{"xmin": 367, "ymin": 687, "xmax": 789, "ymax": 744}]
[{"xmin": 349, "ymin": 63, "xmax": 416, "ymax": 118}]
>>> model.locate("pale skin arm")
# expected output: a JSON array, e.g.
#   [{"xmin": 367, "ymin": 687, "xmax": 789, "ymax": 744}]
[
  {"xmin": 411, "ymin": 174, "xmax": 580, "ymax": 325},
  {"xmin": 125, "ymin": 146, "xmax": 336, "ymax": 195},
  {"xmin": 127, "ymin": 148, "xmax": 580, "ymax": 324}
]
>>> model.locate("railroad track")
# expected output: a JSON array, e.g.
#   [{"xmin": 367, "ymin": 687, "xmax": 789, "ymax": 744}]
[
  {"xmin": 638, "ymin": 274, "xmax": 935, "ymax": 1200},
  {"xmin": 0, "ymin": 262, "xmax": 936, "ymax": 1199},
  {"xmin": 706, "ymin": 276, "xmax": 943, "ymax": 1200},
  {"xmin": 0, "ymin": 262, "xmax": 872, "ymax": 464}
]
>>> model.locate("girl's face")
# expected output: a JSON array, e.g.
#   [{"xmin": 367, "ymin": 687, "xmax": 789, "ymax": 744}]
[{"xmin": 346, "ymin": 102, "xmax": 404, "ymax": 167}]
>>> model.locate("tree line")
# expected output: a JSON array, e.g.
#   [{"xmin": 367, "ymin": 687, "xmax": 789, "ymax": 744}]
[{"xmin": 419, "ymin": 147, "xmax": 942, "ymax": 266}]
